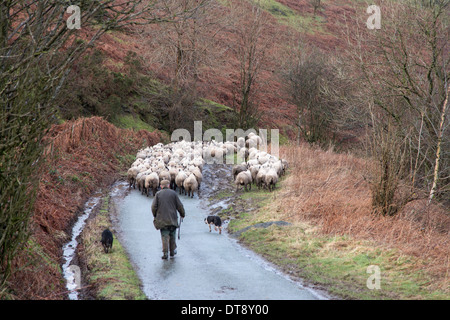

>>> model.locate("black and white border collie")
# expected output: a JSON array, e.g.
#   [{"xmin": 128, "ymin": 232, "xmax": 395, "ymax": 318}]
[{"xmin": 204, "ymin": 215, "xmax": 222, "ymax": 234}]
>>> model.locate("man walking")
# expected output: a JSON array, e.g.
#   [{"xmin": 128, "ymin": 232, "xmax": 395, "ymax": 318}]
[{"xmin": 151, "ymin": 180, "xmax": 185, "ymax": 259}]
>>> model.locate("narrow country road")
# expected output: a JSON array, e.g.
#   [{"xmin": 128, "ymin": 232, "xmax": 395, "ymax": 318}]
[{"xmin": 111, "ymin": 165, "xmax": 325, "ymax": 300}]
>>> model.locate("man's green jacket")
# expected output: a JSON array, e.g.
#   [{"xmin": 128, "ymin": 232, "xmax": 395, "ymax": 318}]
[{"xmin": 151, "ymin": 188, "xmax": 185, "ymax": 229}]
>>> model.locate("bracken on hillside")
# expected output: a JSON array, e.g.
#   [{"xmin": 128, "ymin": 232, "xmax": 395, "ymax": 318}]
[{"xmin": 5, "ymin": 117, "xmax": 161, "ymax": 299}]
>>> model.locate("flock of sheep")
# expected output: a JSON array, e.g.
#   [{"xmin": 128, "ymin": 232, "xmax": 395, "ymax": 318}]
[
  {"xmin": 126, "ymin": 132, "xmax": 288, "ymax": 198},
  {"xmin": 232, "ymin": 136, "xmax": 288, "ymax": 192}
]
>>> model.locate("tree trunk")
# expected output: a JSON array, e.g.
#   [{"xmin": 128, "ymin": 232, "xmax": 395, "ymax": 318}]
[{"xmin": 428, "ymin": 83, "xmax": 449, "ymax": 204}]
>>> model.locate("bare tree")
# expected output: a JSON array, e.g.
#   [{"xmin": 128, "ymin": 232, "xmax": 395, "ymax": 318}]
[
  {"xmin": 228, "ymin": 1, "xmax": 272, "ymax": 129},
  {"xmin": 429, "ymin": 83, "xmax": 449, "ymax": 204},
  {"xmin": 142, "ymin": 0, "xmax": 225, "ymax": 90},
  {"xmin": 309, "ymin": 0, "xmax": 321, "ymax": 16},
  {"xmin": 280, "ymin": 42, "xmax": 353, "ymax": 146},
  {"xmin": 344, "ymin": 0, "xmax": 450, "ymax": 214}
]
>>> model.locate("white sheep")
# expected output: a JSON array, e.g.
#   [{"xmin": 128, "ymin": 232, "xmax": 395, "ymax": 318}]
[
  {"xmin": 183, "ymin": 173, "xmax": 199, "ymax": 198},
  {"xmin": 175, "ymin": 170, "xmax": 188, "ymax": 195},
  {"xmin": 136, "ymin": 173, "xmax": 147, "ymax": 193},
  {"xmin": 257, "ymin": 152, "xmax": 269, "ymax": 165},
  {"xmin": 145, "ymin": 172, "xmax": 159, "ymax": 197},
  {"xmin": 264, "ymin": 168, "xmax": 278, "ymax": 192},
  {"xmin": 189, "ymin": 166, "xmax": 203, "ymax": 189},
  {"xmin": 158, "ymin": 169, "xmax": 171, "ymax": 183},
  {"xmin": 255, "ymin": 166, "xmax": 268, "ymax": 190},
  {"xmin": 235, "ymin": 170, "xmax": 252, "ymax": 192},
  {"xmin": 232, "ymin": 164, "xmax": 248, "ymax": 180},
  {"xmin": 269, "ymin": 160, "xmax": 283, "ymax": 177},
  {"xmin": 168, "ymin": 166, "xmax": 179, "ymax": 190},
  {"xmin": 127, "ymin": 167, "xmax": 139, "ymax": 189},
  {"xmin": 128, "ymin": 132, "xmax": 281, "ymax": 199},
  {"xmin": 249, "ymin": 164, "xmax": 261, "ymax": 183}
]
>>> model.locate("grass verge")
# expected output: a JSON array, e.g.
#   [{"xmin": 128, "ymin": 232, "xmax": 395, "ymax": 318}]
[
  {"xmin": 232, "ymin": 221, "xmax": 448, "ymax": 299},
  {"xmin": 80, "ymin": 194, "xmax": 146, "ymax": 300}
]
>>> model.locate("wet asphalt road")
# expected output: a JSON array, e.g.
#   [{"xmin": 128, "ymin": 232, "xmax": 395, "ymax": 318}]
[{"xmin": 113, "ymin": 173, "xmax": 324, "ymax": 300}]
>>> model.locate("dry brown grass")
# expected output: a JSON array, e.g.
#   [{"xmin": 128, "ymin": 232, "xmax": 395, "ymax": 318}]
[{"xmin": 277, "ymin": 144, "xmax": 450, "ymax": 292}]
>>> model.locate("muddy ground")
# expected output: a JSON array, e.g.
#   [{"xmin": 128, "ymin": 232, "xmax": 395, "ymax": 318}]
[{"xmin": 201, "ymin": 164, "xmax": 264, "ymax": 222}]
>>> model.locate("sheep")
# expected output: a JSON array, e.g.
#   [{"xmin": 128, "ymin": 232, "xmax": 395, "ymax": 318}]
[
  {"xmin": 145, "ymin": 172, "xmax": 159, "ymax": 197},
  {"xmin": 127, "ymin": 132, "xmax": 281, "ymax": 199},
  {"xmin": 189, "ymin": 166, "xmax": 203, "ymax": 189},
  {"xmin": 245, "ymin": 138, "xmax": 256, "ymax": 149},
  {"xmin": 236, "ymin": 137, "xmax": 245, "ymax": 149},
  {"xmin": 239, "ymin": 147, "xmax": 249, "ymax": 162},
  {"xmin": 235, "ymin": 170, "xmax": 252, "ymax": 192},
  {"xmin": 131, "ymin": 158, "xmax": 143, "ymax": 167},
  {"xmin": 247, "ymin": 158, "xmax": 259, "ymax": 167},
  {"xmin": 269, "ymin": 160, "xmax": 283, "ymax": 177},
  {"xmin": 255, "ymin": 167, "xmax": 268, "ymax": 190},
  {"xmin": 183, "ymin": 173, "xmax": 199, "ymax": 198},
  {"xmin": 175, "ymin": 170, "xmax": 188, "ymax": 195},
  {"xmin": 136, "ymin": 149, "xmax": 147, "ymax": 159},
  {"xmin": 127, "ymin": 167, "xmax": 139, "ymax": 189},
  {"xmin": 192, "ymin": 157, "xmax": 204, "ymax": 170},
  {"xmin": 224, "ymin": 142, "xmax": 236, "ymax": 155},
  {"xmin": 158, "ymin": 169, "xmax": 171, "ymax": 183},
  {"xmin": 246, "ymin": 133, "xmax": 263, "ymax": 149},
  {"xmin": 263, "ymin": 168, "xmax": 278, "ymax": 192},
  {"xmin": 162, "ymin": 153, "xmax": 170, "ymax": 164},
  {"xmin": 168, "ymin": 166, "xmax": 178, "ymax": 184},
  {"xmin": 232, "ymin": 164, "xmax": 248, "ymax": 180},
  {"xmin": 208, "ymin": 146, "xmax": 223, "ymax": 164},
  {"xmin": 136, "ymin": 172, "xmax": 147, "ymax": 193},
  {"xmin": 249, "ymin": 164, "xmax": 261, "ymax": 183},
  {"xmin": 257, "ymin": 152, "xmax": 269, "ymax": 165}
]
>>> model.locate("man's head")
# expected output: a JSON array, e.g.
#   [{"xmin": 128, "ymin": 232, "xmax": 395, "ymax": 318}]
[{"xmin": 160, "ymin": 180, "xmax": 170, "ymax": 189}]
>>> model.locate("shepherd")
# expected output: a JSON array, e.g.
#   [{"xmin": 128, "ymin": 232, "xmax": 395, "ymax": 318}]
[{"xmin": 151, "ymin": 180, "xmax": 186, "ymax": 259}]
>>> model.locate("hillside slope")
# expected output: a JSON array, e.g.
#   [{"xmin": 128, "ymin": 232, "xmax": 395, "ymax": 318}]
[{"xmin": 56, "ymin": 0, "xmax": 363, "ymax": 140}]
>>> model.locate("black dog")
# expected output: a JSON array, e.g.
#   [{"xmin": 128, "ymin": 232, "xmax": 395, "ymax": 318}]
[
  {"xmin": 101, "ymin": 229, "xmax": 113, "ymax": 253},
  {"xmin": 204, "ymin": 216, "xmax": 222, "ymax": 234}
]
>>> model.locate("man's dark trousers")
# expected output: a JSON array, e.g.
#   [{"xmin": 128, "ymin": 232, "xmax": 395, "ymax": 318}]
[{"xmin": 160, "ymin": 226, "xmax": 177, "ymax": 258}]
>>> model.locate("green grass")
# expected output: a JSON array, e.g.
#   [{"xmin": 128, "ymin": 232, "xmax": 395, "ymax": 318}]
[
  {"xmin": 251, "ymin": 0, "xmax": 326, "ymax": 34},
  {"xmin": 115, "ymin": 153, "xmax": 136, "ymax": 174},
  {"xmin": 218, "ymin": 0, "xmax": 328, "ymax": 34},
  {"xmin": 212, "ymin": 190, "xmax": 234, "ymax": 200},
  {"xmin": 113, "ymin": 114, "xmax": 155, "ymax": 132},
  {"xmin": 228, "ymin": 212, "xmax": 252, "ymax": 232},
  {"xmin": 81, "ymin": 195, "xmax": 146, "ymax": 300},
  {"xmin": 200, "ymin": 98, "xmax": 233, "ymax": 112},
  {"xmin": 89, "ymin": 239, "xmax": 145, "ymax": 300},
  {"xmin": 197, "ymin": 98, "xmax": 236, "ymax": 136},
  {"xmin": 227, "ymin": 181, "xmax": 280, "ymax": 232},
  {"xmin": 239, "ymin": 187, "xmax": 273, "ymax": 201},
  {"xmin": 238, "ymin": 225, "xmax": 447, "ymax": 299}
]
